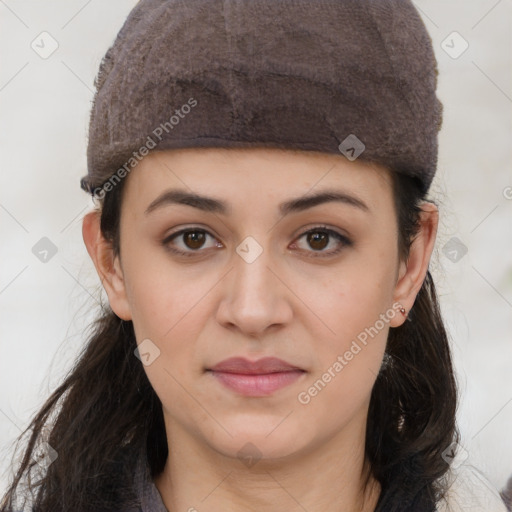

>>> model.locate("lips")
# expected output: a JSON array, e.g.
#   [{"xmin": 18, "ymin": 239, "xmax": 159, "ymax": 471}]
[
  {"xmin": 208, "ymin": 357, "xmax": 304, "ymax": 374},
  {"xmin": 207, "ymin": 357, "xmax": 306, "ymax": 396}
]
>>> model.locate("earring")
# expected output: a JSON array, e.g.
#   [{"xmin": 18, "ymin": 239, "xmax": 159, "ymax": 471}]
[{"xmin": 399, "ymin": 307, "xmax": 408, "ymax": 317}]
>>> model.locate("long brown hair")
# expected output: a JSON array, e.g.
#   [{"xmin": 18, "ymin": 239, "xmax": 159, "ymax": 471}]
[{"xmin": 1, "ymin": 168, "xmax": 459, "ymax": 512}]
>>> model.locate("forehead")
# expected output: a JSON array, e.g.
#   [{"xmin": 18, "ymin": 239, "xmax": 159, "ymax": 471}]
[{"xmin": 121, "ymin": 147, "xmax": 394, "ymax": 215}]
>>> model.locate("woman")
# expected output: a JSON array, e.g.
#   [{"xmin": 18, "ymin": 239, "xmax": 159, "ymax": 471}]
[{"xmin": 1, "ymin": 0, "xmax": 508, "ymax": 511}]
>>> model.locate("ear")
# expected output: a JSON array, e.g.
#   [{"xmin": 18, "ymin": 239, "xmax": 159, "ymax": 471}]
[
  {"xmin": 82, "ymin": 210, "xmax": 132, "ymax": 321},
  {"xmin": 389, "ymin": 201, "xmax": 439, "ymax": 328}
]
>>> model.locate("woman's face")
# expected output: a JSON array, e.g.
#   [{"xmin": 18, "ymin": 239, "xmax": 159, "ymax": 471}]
[{"xmin": 108, "ymin": 147, "xmax": 408, "ymax": 461}]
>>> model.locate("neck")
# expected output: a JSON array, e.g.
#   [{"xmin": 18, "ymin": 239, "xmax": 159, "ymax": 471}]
[{"xmin": 154, "ymin": 418, "xmax": 381, "ymax": 512}]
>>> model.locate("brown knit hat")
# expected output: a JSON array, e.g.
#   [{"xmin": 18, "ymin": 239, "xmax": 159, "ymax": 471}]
[{"xmin": 81, "ymin": 0, "xmax": 442, "ymax": 198}]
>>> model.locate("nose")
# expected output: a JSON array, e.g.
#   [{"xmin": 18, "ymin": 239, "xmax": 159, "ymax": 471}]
[{"xmin": 215, "ymin": 239, "xmax": 293, "ymax": 338}]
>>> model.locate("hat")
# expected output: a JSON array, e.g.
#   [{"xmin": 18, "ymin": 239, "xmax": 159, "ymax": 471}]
[{"xmin": 81, "ymin": 0, "xmax": 442, "ymax": 197}]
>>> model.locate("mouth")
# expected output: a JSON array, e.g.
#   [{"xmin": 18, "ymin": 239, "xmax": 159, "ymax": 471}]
[{"xmin": 206, "ymin": 357, "xmax": 306, "ymax": 396}]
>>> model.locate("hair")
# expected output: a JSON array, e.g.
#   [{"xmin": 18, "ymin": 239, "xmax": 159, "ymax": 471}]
[
  {"xmin": 501, "ymin": 474, "xmax": 512, "ymax": 511},
  {"xmin": 0, "ymin": 165, "xmax": 459, "ymax": 512}
]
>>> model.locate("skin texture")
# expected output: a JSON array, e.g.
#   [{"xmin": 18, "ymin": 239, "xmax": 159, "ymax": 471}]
[{"xmin": 83, "ymin": 147, "xmax": 439, "ymax": 512}]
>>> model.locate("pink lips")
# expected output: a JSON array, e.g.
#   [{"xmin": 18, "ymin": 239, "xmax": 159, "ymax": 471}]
[{"xmin": 207, "ymin": 357, "xmax": 305, "ymax": 396}]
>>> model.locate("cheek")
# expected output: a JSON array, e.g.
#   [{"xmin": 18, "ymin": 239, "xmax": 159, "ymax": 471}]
[
  {"xmin": 299, "ymin": 251, "xmax": 396, "ymax": 404},
  {"xmin": 314, "ymin": 251, "xmax": 396, "ymax": 344},
  {"xmin": 297, "ymin": 294, "xmax": 390, "ymax": 433},
  {"xmin": 120, "ymin": 258, "xmax": 204, "ymax": 407},
  {"xmin": 127, "ymin": 279, "xmax": 209, "ymax": 379},
  {"xmin": 124, "ymin": 261, "xmax": 212, "ymax": 417},
  {"xmin": 122, "ymin": 240, "xmax": 199, "ymax": 338}
]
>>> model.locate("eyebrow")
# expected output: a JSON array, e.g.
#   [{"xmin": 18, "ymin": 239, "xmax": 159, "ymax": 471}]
[{"xmin": 144, "ymin": 188, "xmax": 370, "ymax": 216}]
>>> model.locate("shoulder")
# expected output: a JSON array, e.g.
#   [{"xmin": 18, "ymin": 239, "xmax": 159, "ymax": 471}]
[{"xmin": 436, "ymin": 464, "xmax": 508, "ymax": 512}]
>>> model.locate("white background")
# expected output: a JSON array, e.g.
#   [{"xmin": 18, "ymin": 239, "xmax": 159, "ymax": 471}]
[{"xmin": 1, "ymin": 0, "xmax": 511, "ymax": 498}]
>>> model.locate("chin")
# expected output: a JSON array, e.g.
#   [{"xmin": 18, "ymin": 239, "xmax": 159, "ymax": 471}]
[{"xmin": 204, "ymin": 418, "xmax": 310, "ymax": 463}]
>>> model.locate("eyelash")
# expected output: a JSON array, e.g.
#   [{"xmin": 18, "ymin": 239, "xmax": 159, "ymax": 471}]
[{"xmin": 161, "ymin": 225, "xmax": 352, "ymax": 259}]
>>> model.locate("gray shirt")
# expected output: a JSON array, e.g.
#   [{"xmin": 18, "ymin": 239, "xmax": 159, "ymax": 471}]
[{"xmin": 134, "ymin": 455, "xmax": 169, "ymax": 512}]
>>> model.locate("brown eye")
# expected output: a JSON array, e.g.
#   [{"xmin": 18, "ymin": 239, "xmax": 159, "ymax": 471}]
[
  {"xmin": 183, "ymin": 230, "xmax": 206, "ymax": 249},
  {"xmin": 293, "ymin": 226, "xmax": 353, "ymax": 258},
  {"xmin": 307, "ymin": 231, "xmax": 329, "ymax": 251},
  {"xmin": 162, "ymin": 228, "xmax": 222, "ymax": 257}
]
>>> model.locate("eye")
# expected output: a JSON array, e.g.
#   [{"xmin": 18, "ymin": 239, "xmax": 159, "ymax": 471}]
[
  {"xmin": 292, "ymin": 226, "xmax": 352, "ymax": 258},
  {"xmin": 162, "ymin": 228, "xmax": 221, "ymax": 257},
  {"xmin": 162, "ymin": 225, "xmax": 352, "ymax": 259}
]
